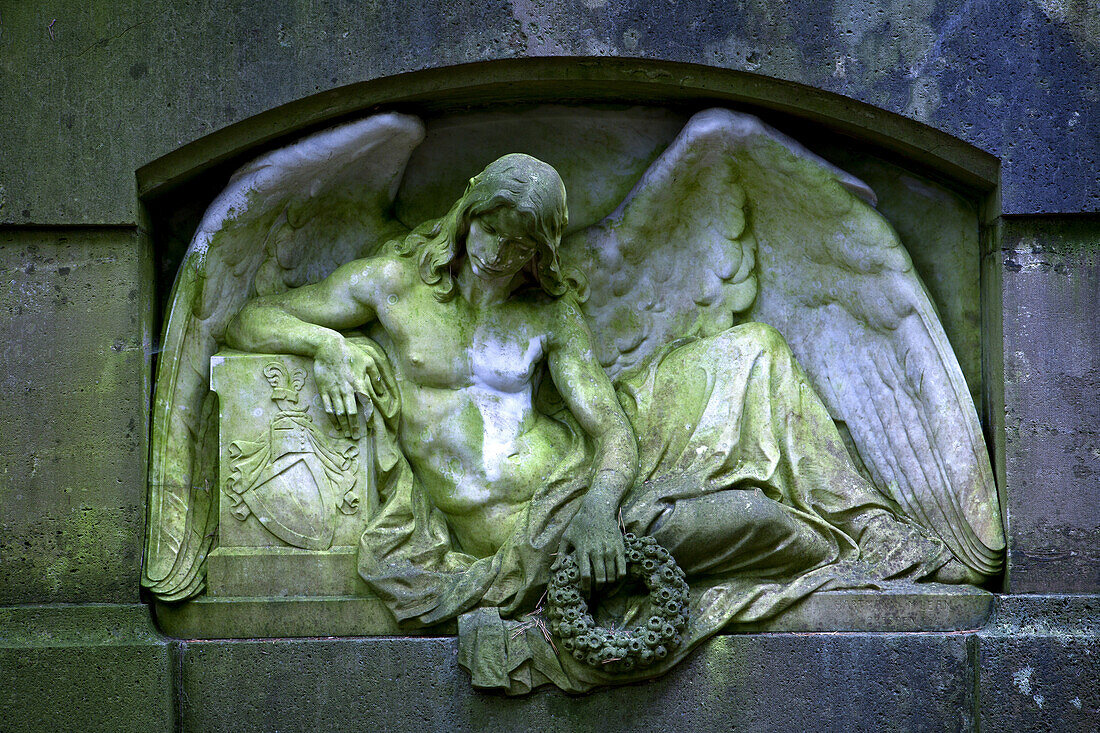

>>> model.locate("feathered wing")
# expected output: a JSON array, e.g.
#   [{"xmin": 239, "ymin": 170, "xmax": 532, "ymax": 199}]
[
  {"xmin": 143, "ymin": 113, "xmax": 426, "ymax": 601},
  {"xmin": 559, "ymin": 114, "xmax": 761, "ymax": 381},
  {"xmin": 562, "ymin": 108, "xmax": 1004, "ymax": 576}
]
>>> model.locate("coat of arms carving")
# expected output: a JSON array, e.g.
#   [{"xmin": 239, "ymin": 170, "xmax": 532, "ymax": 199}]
[{"xmin": 223, "ymin": 361, "xmax": 360, "ymax": 550}]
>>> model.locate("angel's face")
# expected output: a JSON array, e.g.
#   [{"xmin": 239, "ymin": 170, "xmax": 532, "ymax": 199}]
[{"xmin": 466, "ymin": 207, "xmax": 539, "ymax": 281}]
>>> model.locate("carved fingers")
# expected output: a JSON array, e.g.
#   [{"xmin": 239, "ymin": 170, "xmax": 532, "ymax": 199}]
[
  {"xmin": 559, "ymin": 509, "xmax": 627, "ymax": 590},
  {"xmin": 314, "ymin": 337, "xmax": 379, "ymax": 440}
]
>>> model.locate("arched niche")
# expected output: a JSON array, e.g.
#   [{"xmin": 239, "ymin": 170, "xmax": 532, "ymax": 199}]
[{"xmin": 139, "ymin": 57, "xmax": 1000, "ymax": 436}]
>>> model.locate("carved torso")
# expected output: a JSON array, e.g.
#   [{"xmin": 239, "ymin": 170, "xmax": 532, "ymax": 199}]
[{"xmin": 368, "ymin": 257, "xmax": 573, "ymax": 556}]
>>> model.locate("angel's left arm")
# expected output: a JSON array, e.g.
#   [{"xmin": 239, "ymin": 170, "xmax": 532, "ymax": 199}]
[
  {"xmin": 547, "ymin": 296, "xmax": 638, "ymax": 585},
  {"xmin": 547, "ymin": 296, "xmax": 639, "ymax": 501}
]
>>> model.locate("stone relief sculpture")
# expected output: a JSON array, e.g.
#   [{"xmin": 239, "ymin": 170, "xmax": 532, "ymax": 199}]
[
  {"xmin": 222, "ymin": 359, "xmax": 361, "ymax": 549},
  {"xmin": 143, "ymin": 109, "xmax": 1005, "ymax": 693}
]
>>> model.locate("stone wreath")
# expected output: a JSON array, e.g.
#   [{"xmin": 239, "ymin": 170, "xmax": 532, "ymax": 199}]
[{"xmin": 544, "ymin": 532, "xmax": 690, "ymax": 673}]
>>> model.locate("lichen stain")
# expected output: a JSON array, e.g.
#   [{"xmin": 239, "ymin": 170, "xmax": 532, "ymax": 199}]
[
  {"xmin": 1012, "ymin": 664, "xmax": 1033, "ymax": 694},
  {"xmin": 1034, "ymin": 0, "xmax": 1100, "ymax": 51},
  {"xmin": 829, "ymin": 0, "xmax": 944, "ymax": 119}
]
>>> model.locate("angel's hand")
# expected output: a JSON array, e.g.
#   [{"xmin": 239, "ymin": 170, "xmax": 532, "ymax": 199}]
[
  {"xmin": 559, "ymin": 504, "xmax": 626, "ymax": 590},
  {"xmin": 313, "ymin": 335, "xmax": 379, "ymax": 439}
]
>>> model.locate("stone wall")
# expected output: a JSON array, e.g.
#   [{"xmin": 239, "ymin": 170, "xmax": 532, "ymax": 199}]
[{"xmin": 1, "ymin": 2, "xmax": 1097, "ymax": 730}]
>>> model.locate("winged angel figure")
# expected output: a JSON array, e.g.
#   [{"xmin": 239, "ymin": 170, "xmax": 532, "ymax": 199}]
[{"xmin": 144, "ymin": 109, "xmax": 1004, "ymax": 693}]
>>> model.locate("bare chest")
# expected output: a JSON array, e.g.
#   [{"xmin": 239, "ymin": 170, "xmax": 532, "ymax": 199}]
[{"xmin": 376, "ymin": 290, "xmax": 548, "ymax": 391}]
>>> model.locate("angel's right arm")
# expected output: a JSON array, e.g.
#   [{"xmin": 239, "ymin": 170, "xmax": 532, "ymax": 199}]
[
  {"xmin": 225, "ymin": 257, "xmax": 383, "ymax": 357},
  {"xmin": 226, "ymin": 256, "xmax": 394, "ymax": 435}
]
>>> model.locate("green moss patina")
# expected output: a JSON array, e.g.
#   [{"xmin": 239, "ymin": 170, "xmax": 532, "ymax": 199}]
[{"xmin": 142, "ymin": 108, "xmax": 1006, "ymax": 693}]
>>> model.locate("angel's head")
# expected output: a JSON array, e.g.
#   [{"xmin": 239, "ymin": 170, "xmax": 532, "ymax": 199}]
[{"xmin": 398, "ymin": 153, "xmax": 572, "ymax": 302}]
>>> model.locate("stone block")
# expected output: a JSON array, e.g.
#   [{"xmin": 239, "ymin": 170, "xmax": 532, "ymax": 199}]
[
  {"xmin": 2, "ymin": 2, "xmax": 1099, "ymax": 225},
  {"xmin": 0, "ymin": 604, "xmax": 174, "ymax": 733},
  {"xmin": 154, "ymin": 595, "xmax": 426, "ymax": 639},
  {"xmin": 735, "ymin": 583, "xmax": 993, "ymax": 633},
  {"xmin": 1000, "ymin": 216, "xmax": 1100, "ymax": 593},
  {"xmin": 0, "ymin": 227, "xmax": 153, "ymax": 604},
  {"xmin": 177, "ymin": 632, "xmax": 975, "ymax": 732},
  {"xmin": 977, "ymin": 595, "xmax": 1100, "ymax": 731},
  {"xmin": 205, "ymin": 546, "xmax": 370, "ymax": 597}
]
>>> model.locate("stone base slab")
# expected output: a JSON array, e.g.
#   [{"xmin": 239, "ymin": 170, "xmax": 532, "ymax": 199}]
[
  {"xmin": 206, "ymin": 545, "xmax": 369, "ymax": 597},
  {"xmin": 734, "ymin": 582, "xmax": 994, "ymax": 632},
  {"xmin": 154, "ymin": 595, "xmax": 455, "ymax": 638},
  {"xmin": 4, "ymin": 596, "xmax": 1097, "ymax": 731},
  {"xmin": 0, "ymin": 604, "xmax": 174, "ymax": 733},
  {"xmin": 178, "ymin": 632, "xmax": 976, "ymax": 731}
]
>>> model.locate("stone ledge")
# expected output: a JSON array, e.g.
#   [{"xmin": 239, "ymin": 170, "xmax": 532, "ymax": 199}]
[
  {"xmin": 0, "ymin": 604, "xmax": 174, "ymax": 733},
  {"xmin": 0, "ymin": 603, "xmax": 167, "ymax": 647},
  {"xmin": 155, "ymin": 583, "xmax": 992, "ymax": 639},
  {"xmin": 155, "ymin": 595, "xmax": 456, "ymax": 639},
  {"xmin": 982, "ymin": 593, "xmax": 1100, "ymax": 635},
  {"xmin": 733, "ymin": 582, "xmax": 994, "ymax": 633}
]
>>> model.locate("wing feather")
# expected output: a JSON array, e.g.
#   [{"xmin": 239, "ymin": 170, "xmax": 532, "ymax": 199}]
[
  {"xmin": 725, "ymin": 106, "xmax": 1005, "ymax": 574},
  {"xmin": 143, "ymin": 113, "xmax": 425, "ymax": 599},
  {"xmin": 559, "ymin": 116, "xmax": 756, "ymax": 380},
  {"xmin": 564, "ymin": 107, "xmax": 1003, "ymax": 575}
]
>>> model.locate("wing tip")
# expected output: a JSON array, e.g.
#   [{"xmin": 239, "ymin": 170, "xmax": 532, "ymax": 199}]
[{"xmin": 684, "ymin": 108, "xmax": 877, "ymax": 206}]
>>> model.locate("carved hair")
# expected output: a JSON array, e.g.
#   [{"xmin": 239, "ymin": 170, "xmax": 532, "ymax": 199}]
[{"xmin": 396, "ymin": 153, "xmax": 578, "ymax": 302}]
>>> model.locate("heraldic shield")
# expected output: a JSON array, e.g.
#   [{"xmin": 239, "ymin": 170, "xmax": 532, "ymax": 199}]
[{"xmin": 224, "ymin": 361, "xmax": 361, "ymax": 551}]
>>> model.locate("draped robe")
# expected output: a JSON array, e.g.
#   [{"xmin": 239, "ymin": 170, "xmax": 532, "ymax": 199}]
[{"xmin": 355, "ymin": 322, "xmax": 951, "ymax": 694}]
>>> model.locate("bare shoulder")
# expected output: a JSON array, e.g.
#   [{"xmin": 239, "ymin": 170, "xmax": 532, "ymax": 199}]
[
  {"xmin": 544, "ymin": 293, "xmax": 595, "ymax": 351},
  {"xmin": 339, "ymin": 252, "xmax": 416, "ymax": 298}
]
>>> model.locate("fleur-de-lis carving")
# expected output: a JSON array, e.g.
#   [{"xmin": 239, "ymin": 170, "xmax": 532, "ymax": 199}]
[{"xmin": 263, "ymin": 361, "xmax": 308, "ymax": 411}]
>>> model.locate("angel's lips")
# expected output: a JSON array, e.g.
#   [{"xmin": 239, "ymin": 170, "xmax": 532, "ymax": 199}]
[{"xmin": 471, "ymin": 254, "xmax": 506, "ymax": 277}]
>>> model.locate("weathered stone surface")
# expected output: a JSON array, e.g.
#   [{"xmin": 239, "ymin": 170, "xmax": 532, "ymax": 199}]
[
  {"xmin": 1000, "ymin": 216, "xmax": 1100, "ymax": 593},
  {"xmin": 1, "ymin": 1, "xmax": 1097, "ymax": 225},
  {"xmin": 178, "ymin": 632, "xmax": 975, "ymax": 732},
  {"xmin": 977, "ymin": 595, "xmax": 1100, "ymax": 731},
  {"xmin": 0, "ymin": 604, "xmax": 173, "ymax": 733},
  {"xmin": 735, "ymin": 583, "xmax": 993, "ymax": 633},
  {"xmin": 154, "ymin": 594, "xmax": 429, "ymax": 639},
  {"xmin": 0, "ymin": 1, "xmax": 1095, "ymax": 728},
  {"xmin": 0, "ymin": 227, "xmax": 153, "ymax": 604}
]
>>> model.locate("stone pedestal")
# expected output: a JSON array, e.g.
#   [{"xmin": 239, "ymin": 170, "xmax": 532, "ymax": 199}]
[
  {"xmin": 151, "ymin": 351, "xmax": 416, "ymax": 638},
  {"xmin": 155, "ymin": 349, "xmax": 459, "ymax": 639}
]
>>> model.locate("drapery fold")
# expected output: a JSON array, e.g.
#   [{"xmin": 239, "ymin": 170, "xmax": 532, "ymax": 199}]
[{"xmin": 357, "ymin": 323, "xmax": 951, "ymax": 694}]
